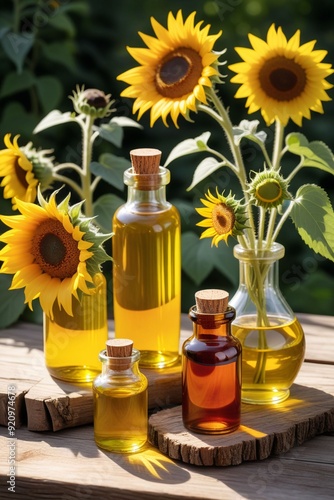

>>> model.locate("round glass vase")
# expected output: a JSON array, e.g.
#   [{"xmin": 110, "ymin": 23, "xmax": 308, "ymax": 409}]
[
  {"xmin": 43, "ymin": 272, "xmax": 108, "ymax": 383},
  {"xmin": 229, "ymin": 242, "xmax": 305, "ymax": 405}
]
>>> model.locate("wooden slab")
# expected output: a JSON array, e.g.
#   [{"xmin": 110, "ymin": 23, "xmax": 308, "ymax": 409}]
[
  {"xmin": 148, "ymin": 382, "xmax": 334, "ymax": 466},
  {"xmin": 0, "ymin": 320, "xmax": 182, "ymax": 432}
]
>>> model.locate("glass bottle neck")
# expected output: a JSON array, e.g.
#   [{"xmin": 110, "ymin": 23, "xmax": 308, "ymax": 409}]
[
  {"xmin": 189, "ymin": 306, "xmax": 235, "ymax": 338},
  {"xmin": 124, "ymin": 166, "xmax": 170, "ymax": 211}
]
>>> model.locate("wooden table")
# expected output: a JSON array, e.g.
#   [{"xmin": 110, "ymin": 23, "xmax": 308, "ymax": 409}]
[{"xmin": 0, "ymin": 313, "xmax": 334, "ymax": 499}]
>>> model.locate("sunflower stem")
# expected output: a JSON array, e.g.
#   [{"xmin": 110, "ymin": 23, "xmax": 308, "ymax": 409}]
[
  {"xmin": 205, "ymin": 88, "xmax": 257, "ymax": 250},
  {"xmin": 81, "ymin": 115, "xmax": 95, "ymax": 217},
  {"xmin": 272, "ymin": 120, "xmax": 285, "ymax": 170}
]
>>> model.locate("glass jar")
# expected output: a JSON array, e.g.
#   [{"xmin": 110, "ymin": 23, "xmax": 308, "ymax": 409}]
[
  {"xmin": 93, "ymin": 344, "xmax": 148, "ymax": 453},
  {"xmin": 230, "ymin": 242, "xmax": 305, "ymax": 404},
  {"xmin": 43, "ymin": 272, "xmax": 108, "ymax": 383}
]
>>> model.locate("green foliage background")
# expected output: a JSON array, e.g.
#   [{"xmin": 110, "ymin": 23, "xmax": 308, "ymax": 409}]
[{"xmin": 0, "ymin": 0, "xmax": 333, "ymax": 325}]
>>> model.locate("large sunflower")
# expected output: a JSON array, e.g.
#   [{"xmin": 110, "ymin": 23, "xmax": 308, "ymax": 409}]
[
  {"xmin": 0, "ymin": 189, "xmax": 111, "ymax": 318},
  {"xmin": 117, "ymin": 10, "xmax": 223, "ymax": 127},
  {"xmin": 196, "ymin": 189, "xmax": 247, "ymax": 247},
  {"xmin": 229, "ymin": 24, "xmax": 333, "ymax": 126}
]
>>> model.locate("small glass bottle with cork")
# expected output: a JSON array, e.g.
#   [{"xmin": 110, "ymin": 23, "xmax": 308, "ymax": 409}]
[
  {"xmin": 93, "ymin": 338, "xmax": 148, "ymax": 453},
  {"xmin": 182, "ymin": 289, "xmax": 242, "ymax": 434}
]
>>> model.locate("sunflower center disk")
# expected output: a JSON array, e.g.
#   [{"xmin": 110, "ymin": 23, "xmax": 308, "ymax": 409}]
[
  {"xmin": 256, "ymin": 180, "xmax": 282, "ymax": 203},
  {"xmin": 212, "ymin": 204, "xmax": 235, "ymax": 235},
  {"xmin": 156, "ymin": 47, "xmax": 203, "ymax": 98},
  {"xmin": 32, "ymin": 219, "xmax": 80, "ymax": 279},
  {"xmin": 259, "ymin": 56, "xmax": 306, "ymax": 101}
]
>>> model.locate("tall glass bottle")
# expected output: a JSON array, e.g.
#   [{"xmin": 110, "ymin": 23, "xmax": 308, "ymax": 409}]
[
  {"xmin": 112, "ymin": 148, "xmax": 181, "ymax": 369},
  {"xmin": 93, "ymin": 339, "xmax": 148, "ymax": 453},
  {"xmin": 182, "ymin": 289, "xmax": 241, "ymax": 434}
]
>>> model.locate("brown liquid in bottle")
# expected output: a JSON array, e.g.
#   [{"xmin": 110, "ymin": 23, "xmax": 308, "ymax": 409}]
[{"xmin": 182, "ymin": 290, "xmax": 241, "ymax": 434}]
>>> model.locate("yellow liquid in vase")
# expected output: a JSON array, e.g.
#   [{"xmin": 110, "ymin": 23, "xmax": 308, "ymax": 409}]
[
  {"xmin": 113, "ymin": 204, "xmax": 181, "ymax": 368},
  {"xmin": 232, "ymin": 315, "xmax": 305, "ymax": 404},
  {"xmin": 44, "ymin": 273, "xmax": 108, "ymax": 383}
]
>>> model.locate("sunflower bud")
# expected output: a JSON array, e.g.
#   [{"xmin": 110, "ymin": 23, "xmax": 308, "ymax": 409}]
[
  {"xmin": 247, "ymin": 168, "xmax": 291, "ymax": 210},
  {"xmin": 70, "ymin": 85, "xmax": 115, "ymax": 119}
]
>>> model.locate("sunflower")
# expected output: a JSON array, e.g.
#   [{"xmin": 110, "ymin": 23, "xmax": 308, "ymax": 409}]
[
  {"xmin": 0, "ymin": 134, "xmax": 54, "ymax": 210},
  {"xmin": 0, "ymin": 134, "xmax": 39, "ymax": 210},
  {"xmin": 229, "ymin": 24, "xmax": 333, "ymax": 126},
  {"xmin": 0, "ymin": 188, "xmax": 111, "ymax": 319},
  {"xmin": 117, "ymin": 10, "xmax": 223, "ymax": 127},
  {"xmin": 196, "ymin": 189, "xmax": 247, "ymax": 247}
]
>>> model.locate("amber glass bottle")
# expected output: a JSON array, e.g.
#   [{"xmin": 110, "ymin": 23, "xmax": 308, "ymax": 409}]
[
  {"xmin": 182, "ymin": 289, "xmax": 242, "ymax": 434},
  {"xmin": 112, "ymin": 148, "xmax": 181, "ymax": 369},
  {"xmin": 93, "ymin": 339, "xmax": 148, "ymax": 453}
]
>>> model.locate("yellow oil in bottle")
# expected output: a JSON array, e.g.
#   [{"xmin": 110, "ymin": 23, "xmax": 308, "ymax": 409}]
[
  {"xmin": 93, "ymin": 385, "xmax": 148, "ymax": 453},
  {"xmin": 93, "ymin": 341, "xmax": 148, "ymax": 453},
  {"xmin": 232, "ymin": 315, "xmax": 305, "ymax": 404},
  {"xmin": 44, "ymin": 273, "xmax": 108, "ymax": 383},
  {"xmin": 113, "ymin": 205, "xmax": 181, "ymax": 368}
]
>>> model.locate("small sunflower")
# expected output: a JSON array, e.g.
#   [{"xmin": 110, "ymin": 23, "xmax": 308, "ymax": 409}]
[
  {"xmin": 196, "ymin": 189, "xmax": 247, "ymax": 246},
  {"xmin": 117, "ymin": 10, "xmax": 223, "ymax": 127},
  {"xmin": 229, "ymin": 24, "xmax": 333, "ymax": 126},
  {"xmin": 247, "ymin": 168, "xmax": 291, "ymax": 210},
  {"xmin": 0, "ymin": 188, "xmax": 111, "ymax": 319},
  {"xmin": 0, "ymin": 134, "xmax": 54, "ymax": 210}
]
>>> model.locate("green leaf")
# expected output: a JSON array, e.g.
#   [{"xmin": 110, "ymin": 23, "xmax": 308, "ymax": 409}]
[
  {"xmin": 0, "ymin": 69, "xmax": 35, "ymax": 98},
  {"xmin": 164, "ymin": 132, "xmax": 211, "ymax": 166},
  {"xmin": 0, "ymin": 102, "xmax": 36, "ymax": 137},
  {"xmin": 290, "ymin": 184, "xmax": 334, "ymax": 261},
  {"xmin": 33, "ymin": 109, "xmax": 76, "ymax": 134},
  {"xmin": 1, "ymin": 31, "xmax": 34, "ymax": 73},
  {"xmin": 98, "ymin": 123, "xmax": 123, "ymax": 148},
  {"xmin": 93, "ymin": 194, "xmax": 124, "ymax": 233},
  {"xmin": 181, "ymin": 232, "xmax": 215, "ymax": 285},
  {"xmin": 35, "ymin": 76, "xmax": 63, "ymax": 113},
  {"xmin": 91, "ymin": 154, "xmax": 131, "ymax": 191},
  {"xmin": 40, "ymin": 41, "xmax": 77, "ymax": 72},
  {"xmin": 286, "ymin": 132, "xmax": 334, "ymax": 175},
  {"xmin": 187, "ymin": 157, "xmax": 222, "ymax": 191},
  {"xmin": 233, "ymin": 119, "xmax": 267, "ymax": 146},
  {"xmin": 48, "ymin": 13, "xmax": 76, "ymax": 37},
  {"xmin": 0, "ymin": 276, "xmax": 26, "ymax": 328},
  {"xmin": 109, "ymin": 116, "xmax": 143, "ymax": 129}
]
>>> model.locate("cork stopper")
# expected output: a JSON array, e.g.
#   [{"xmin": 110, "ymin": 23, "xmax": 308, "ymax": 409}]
[
  {"xmin": 105, "ymin": 339, "xmax": 133, "ymax": 370},
  {"xmin": 195, "ymin": 289, "xmax": 229, "ymax": 314},
  {"xmin": 130, "ymin": 148, "xmax": 161, "ymax": 175}
]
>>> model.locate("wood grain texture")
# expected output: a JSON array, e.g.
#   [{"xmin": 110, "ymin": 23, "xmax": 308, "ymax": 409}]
[
  {"xmin": 0, "ymin": 313, "xmax": 333, "ymax": 432},
  {"xmin": 148, "ymin": 383, "xmax": 334, "ymax": 466}
]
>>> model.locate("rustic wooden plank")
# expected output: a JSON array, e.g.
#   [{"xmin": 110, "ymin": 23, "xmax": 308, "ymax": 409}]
[
  {"xmin": 297, "ymin": 313, "xmax": 334, "ymax": 364},
  {"xmin": 0, "ymin": 425, "xmax": 333, "ymax": 500},
  {"xmin": 0, "ymin": 313, "xmax": 333, "ymax": 432},
  {"xmin": 148, "ymin": 380, "xmax": 334, "ymax": 466},
  {"xmin": 0, "ymin": 320, "xmax": 182, "ymax": 431}
]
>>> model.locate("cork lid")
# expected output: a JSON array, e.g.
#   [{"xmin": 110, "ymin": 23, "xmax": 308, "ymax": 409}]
[
  {"xmin": 195, "ymin": 289, "xmax": 229, "ymax": 314},
  {"xmin": 105, "ymin": 339, "xmax": 133, "ymax": 370},
  {"xmin": 130, "ymin": 148, "xmax": 161, "ymax": 175}
]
